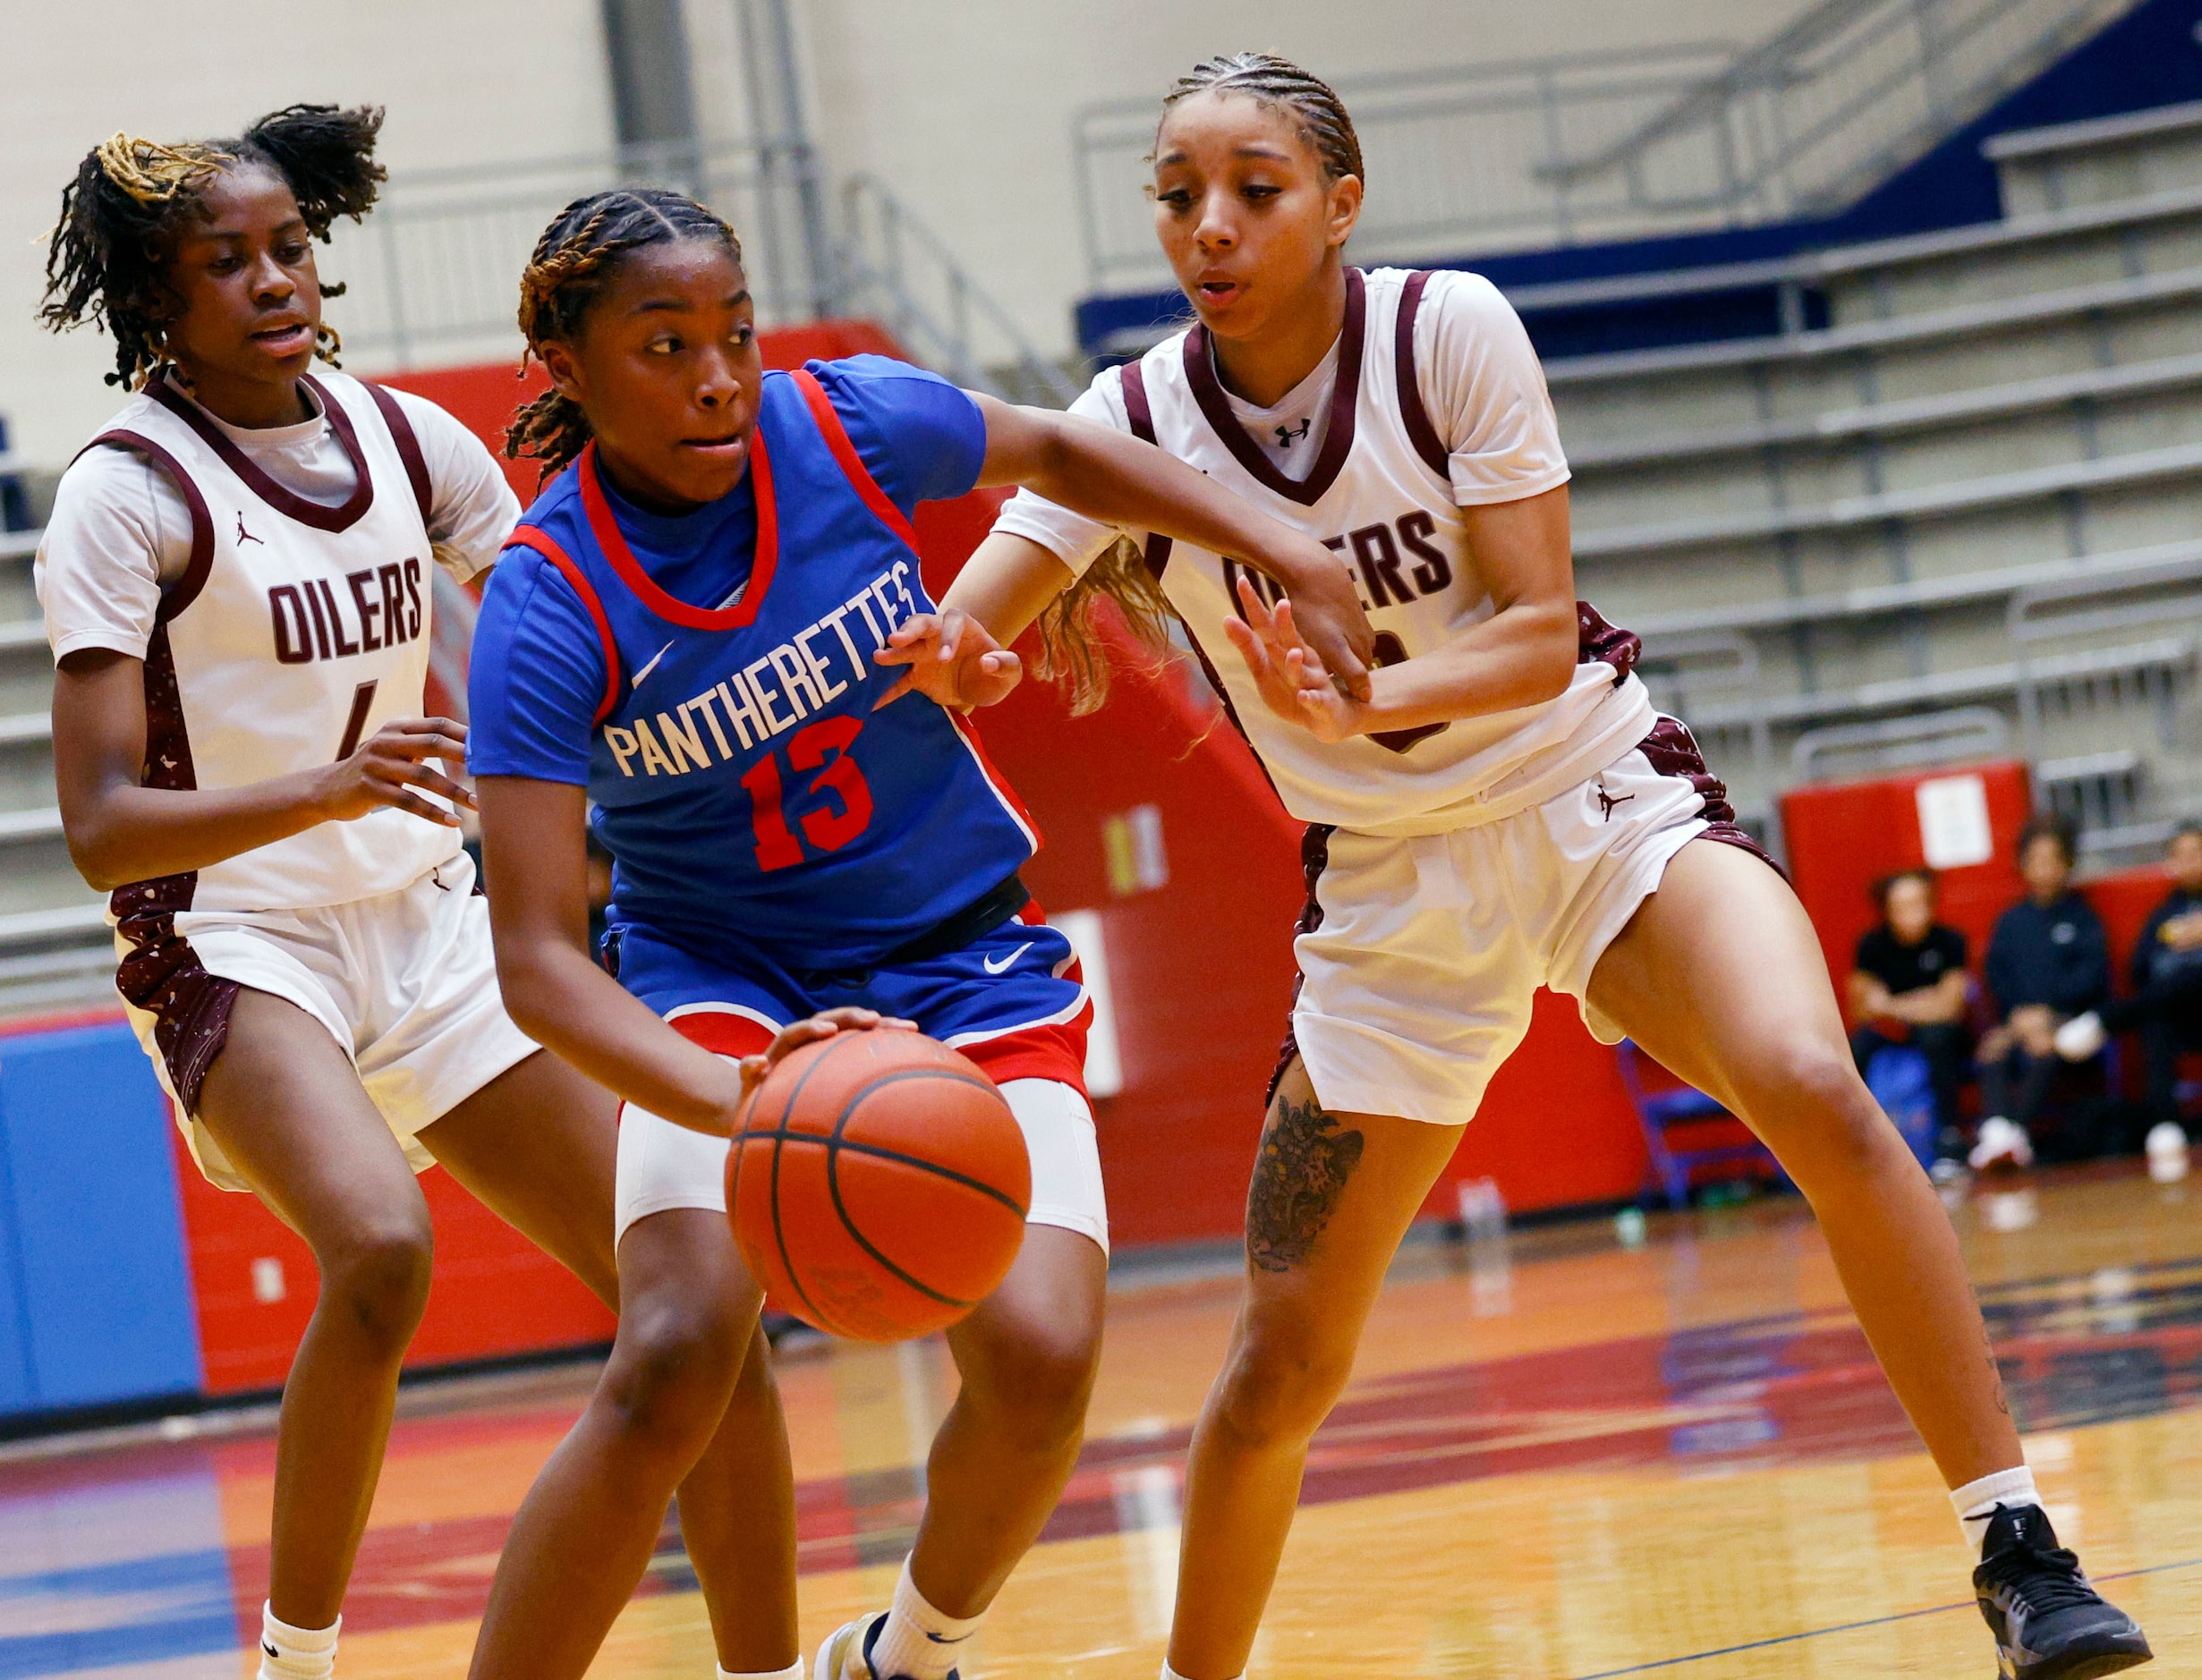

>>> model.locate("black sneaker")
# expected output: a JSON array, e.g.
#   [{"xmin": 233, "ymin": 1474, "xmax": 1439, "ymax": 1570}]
[{"xmin": 1974, "ymin": 1505, "xmax": 2152, "ymax": 1678}]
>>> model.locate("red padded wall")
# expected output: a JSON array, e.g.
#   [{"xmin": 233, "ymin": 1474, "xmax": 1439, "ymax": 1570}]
[
  {"xmin": 169, "ymin": 1122, "xmax": 614, "ymax": 1395},
  {"xmin": 1781, "ymin": 760, "xmax": 2035, "ymax": 992}
]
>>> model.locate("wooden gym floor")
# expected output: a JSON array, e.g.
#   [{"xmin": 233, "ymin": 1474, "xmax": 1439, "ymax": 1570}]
[{"xmin": 6, "ymin": 1162, "xmax": 2200, "ymax": 1679}]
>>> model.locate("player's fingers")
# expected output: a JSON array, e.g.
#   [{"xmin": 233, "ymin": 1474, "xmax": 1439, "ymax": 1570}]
[
  {"xmin": 811, "ymin": 1006, "xmax": 886, "ymax": 1032},
  {"xmin": 872, "ymin": 640, "xmax": 926, "ymax": 667},
  {"xmin": 382, "ymin": 732, "xmax": 469, "ymax": 763},
  {"xmin": 871, "ymin": 671, "xmax": 917, "ymax": 710},
  {"xmin": 1233, "ymin": 576, "xmax": 1268, "ymax": 629},
  {"xmin": 885, "ymin": 614, "xmax": 940, "ymax": 647},
  {"xmin": 408, "ymin": 769, "xmax": 480, "ymax": 810},
  {"xmin": 378, "ymin": 789, "xmax": 464, "ymax": 827},
  {"xmin": 371, "ymin": 757, "xmax": 476, "ymax": 804},
  {"xmin": 1221, "ymin": 615, "xmax": 1266, "ymax": 674},
  {"xmin": 386, "ymin": 716, "xmax": 469, "ymax": 741}
]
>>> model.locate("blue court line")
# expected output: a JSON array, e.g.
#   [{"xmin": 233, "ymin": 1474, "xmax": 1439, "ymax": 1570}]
[{"xmin": 1570, "ymin": 1554, "xmax": 2202, "ymax": 1678}]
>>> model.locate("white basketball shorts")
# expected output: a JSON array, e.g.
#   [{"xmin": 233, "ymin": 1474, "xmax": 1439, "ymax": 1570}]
[
  {"xmin": 121, "ymin": 847, "xmax": 541, "ymax": 1190},
  {"xmin": 1284, "ymin": 717, "xmax": 1779, "ymax": 1124},
  {"xmin": 615, "ymin": 1076, "xmax": 1109, "ymax": 1256}
]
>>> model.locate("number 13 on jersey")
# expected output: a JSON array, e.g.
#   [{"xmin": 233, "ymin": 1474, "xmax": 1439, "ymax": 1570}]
[{"xmin": 739, "ymin": 716, "xmax": 874, "ymax": 870}]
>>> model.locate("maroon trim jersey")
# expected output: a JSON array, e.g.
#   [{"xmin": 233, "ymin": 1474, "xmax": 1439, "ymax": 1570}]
[
  {"xmin": 996, "ymin": 266, "xmax": 1654, "ymax": 837},
  {"xmin": 66, "ymin": 371, "xmax": 464, "ymax": 914}
]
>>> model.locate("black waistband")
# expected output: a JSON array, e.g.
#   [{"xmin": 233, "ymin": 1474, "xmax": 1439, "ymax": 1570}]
[{"xmin": 874, "ymin": 872, "xmax": 1031, "ymax": 971}]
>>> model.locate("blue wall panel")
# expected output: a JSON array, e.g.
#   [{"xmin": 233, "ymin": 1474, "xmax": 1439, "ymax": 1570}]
[
  {"xmin": 0, "ymin": 1129, "xmax": 34, "ymax": 1413},
  {"xmin": 0, "ymin": 1022, "xmax": 203, "ymax": 1413}
]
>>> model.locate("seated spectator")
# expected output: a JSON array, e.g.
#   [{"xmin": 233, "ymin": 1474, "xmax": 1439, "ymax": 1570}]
[
  {"xmin": 1848, "ymin": 869, "xmax": 1970, "ymax": 1163},
  {"xmin": 2056, "ymin": 821, "xmax": 2202, "ymax": 1178},
  {"xmin": 1974, "ymin": 816, "xmax": 2110, "ymax": 1170}
]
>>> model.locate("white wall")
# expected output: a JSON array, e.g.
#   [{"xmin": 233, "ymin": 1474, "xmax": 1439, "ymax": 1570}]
[{"xmin": 2, "ymin": 0, "xmax": 616, "ymax": 462}]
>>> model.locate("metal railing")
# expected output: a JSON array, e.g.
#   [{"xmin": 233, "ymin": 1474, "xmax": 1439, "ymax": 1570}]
[
  {"xmin": 318, "ymin": 139, "xmax": 837, "ymax": 370},
  {"xmin": 1071, "ymin": 0, "xmax": 2143, "ymax": 292},
  {"xmin": 837, "ymin": 177, "xmax": 1080, "ymax": 407},
  {"xmin": 316, "ymin": 148, "xmax": 1073, "ymax": 408}
]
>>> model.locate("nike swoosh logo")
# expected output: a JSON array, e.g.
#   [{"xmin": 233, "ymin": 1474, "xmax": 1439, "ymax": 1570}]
[
  {"xmin": 982, "ymin": 942, "xmax": 1033, "ymax": 974},
  {"xmin": 631, "ymin": 640, "xmax": 676, "ymax": 690}
]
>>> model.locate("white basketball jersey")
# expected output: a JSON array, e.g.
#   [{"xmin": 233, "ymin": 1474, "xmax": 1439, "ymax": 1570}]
[
  {"xmin": 1119, "ymin": 267, "xmax": 1654, "ymax": 837},
  {"xmin": 84, "ymin": 371, "xmax": 463, "ymax": 920}
]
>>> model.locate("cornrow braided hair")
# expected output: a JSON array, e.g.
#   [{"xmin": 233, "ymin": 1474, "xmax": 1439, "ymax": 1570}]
[
  {"xmin": 1157, "ymin": 52, "xmax": 1365, "ymax": 187},
  {"xmin": 1033, "ymin": 55, "xmax": 1367, "ymax": 714},
  {"xmin": 507, "ymin": 187, "xmax": 744, "ymax": 483},
  {"xmin": 39, "ymin": 105, "xmax": 386, "ymax": 389}
]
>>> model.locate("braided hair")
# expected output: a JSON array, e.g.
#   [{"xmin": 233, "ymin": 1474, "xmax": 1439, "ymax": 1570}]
[
  {"xmin": 507, "ymin": 188, "xmax": 744, "ymax": 482},
  {"xmin": 39, "ymin": 105, "xmax": 386, "ymax": 388},
  {"xmin": 1156, "ymin": 52, "xmax": 1365, "ymax": 186},
  {"xmin": 1034, "ymin": 54, "xmax": 1365, "ymax": 715}
]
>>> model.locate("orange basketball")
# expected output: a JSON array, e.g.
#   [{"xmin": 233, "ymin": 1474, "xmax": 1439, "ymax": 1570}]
[{"xmin": 725, "ymin": 1028, "xmax": 1031, "ymax": 1341}]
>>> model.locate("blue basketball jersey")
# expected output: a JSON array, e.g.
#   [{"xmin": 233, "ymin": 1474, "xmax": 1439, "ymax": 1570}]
[{"xmin": 506, "ymin": 367, "xmax": 1038, "ymax": 970}]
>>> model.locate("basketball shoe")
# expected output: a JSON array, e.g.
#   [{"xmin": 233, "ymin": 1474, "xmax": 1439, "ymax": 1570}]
[
  {"xmin": 1973, "ymin": 1505, "xmax": 2151, "ymax": 1677},
  {"xmin": 812, "ymin": 1612, "xmax": 958, "ymax": 1680}
]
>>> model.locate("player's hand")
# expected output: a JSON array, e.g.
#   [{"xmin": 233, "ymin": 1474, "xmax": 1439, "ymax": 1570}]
[
  {"xmin": 315, "ymin": 717, "xmax": 474, "ymax": 827},
  {"xmin": 734, "ymin": 1007, "xmax": 919, "ymax": 1106},
  {"xmin": 872, "ymin": 608, "xmax": 1024, "ymax": 712},
  {"xmin": 1241, "ymin": 533, "xmax": 1375, "ymax": 701},
  {"xmin": 1223, "ymin": 576, "xmax": 1366, "ymax": 744}
]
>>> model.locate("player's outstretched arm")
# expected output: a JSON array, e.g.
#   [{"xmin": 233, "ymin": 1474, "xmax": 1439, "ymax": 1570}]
[
  {"xmin": 475, "ymin": 775, "xmax": 906, "ymax": 1137},
  {"xmin": 53, "ymin": 647, "xmax": 475, "ymax": 892},
  {"xmin": 969, "ymin": 394, "xmax": 1376, "ymax": 699}
]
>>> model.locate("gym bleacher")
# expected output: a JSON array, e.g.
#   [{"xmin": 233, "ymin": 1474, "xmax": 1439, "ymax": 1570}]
[{"xmin": 1563, "ymin": 102, "xmax": 2202, "ymax": 847}]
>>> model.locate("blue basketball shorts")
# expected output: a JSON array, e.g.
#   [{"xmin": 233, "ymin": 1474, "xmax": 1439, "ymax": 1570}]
[{"xmin": 604, "ymin": 905, "xmax": 1106, "ymax": 1252}]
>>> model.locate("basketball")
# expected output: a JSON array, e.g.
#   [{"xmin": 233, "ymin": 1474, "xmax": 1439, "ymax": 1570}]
[{"xmin": 725, "ymin": 1027, "xmax": 1032, "ymax": 1341}]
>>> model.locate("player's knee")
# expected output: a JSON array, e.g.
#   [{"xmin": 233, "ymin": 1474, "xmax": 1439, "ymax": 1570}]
[
  {"xmin": 1744, "ymin": 1036, "xmax": 1890, "ymax": 1177},
  {"xmin": 1213, "ymin": 1316, "xmax": 1355, "ymax": 1449},
  {"xmin": 319, "ymin": 1216, "xmax": 435, "ymax": 1353},
  {"xmin": 979, "ymin": 1320, "xmax": 1102, "ymax": 1448},
  {"xmin": 599, "ymin": 1294, "xmax": 743, "ymax": 1450},
  {"xmin": 1008, "ymin": 1329, "xmax": 1101, "ymax": 1444}
]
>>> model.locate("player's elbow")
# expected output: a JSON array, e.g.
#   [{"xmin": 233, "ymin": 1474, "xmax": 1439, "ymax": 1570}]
[
  {"xmin": 1519, "ymin": 610, "xmax": 1580, "ymax": 706},
  {"xmin": 63, "ymin": 812, "xmax": 133, "ymax": 894},
  {"xmin": 490, "ymin": 939, "xmax": 569, "ymax": 1047}
]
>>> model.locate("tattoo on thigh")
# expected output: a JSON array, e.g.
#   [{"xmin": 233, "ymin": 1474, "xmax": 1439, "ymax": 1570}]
[{"xmin": 1246, "ymin": 1093, "xmax": 1366, "ymax": 1273}]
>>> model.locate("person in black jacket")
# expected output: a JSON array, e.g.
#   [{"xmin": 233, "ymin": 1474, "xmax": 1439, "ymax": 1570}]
[
  {"xmin": 1973, "ymin": 817, "xmax": 2109, "ymax": 1169},
  {"xmin": 2055, "ymin": 821, "xmax": 2202, "ymax": 1175},
  {"xmin": 1849, "ymin": 870, "xmax": 1971, "ymax": 1155}
]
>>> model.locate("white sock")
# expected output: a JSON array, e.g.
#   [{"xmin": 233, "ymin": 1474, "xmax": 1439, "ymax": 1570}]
[
  {"xmin": 1161, "ymin": 1664, "xmax": 1237, "ymax": 1680},
  {"xmin": 258, "ymin": 1604, "xmax": 339, "ymax": 1680},
  {"xmin": 1952, "ymin": 1466, "xmax": 2042, "ymax": 1558},
  {"xmin": 718, "ymin": 1664, "xmax": 802, "ymax": 1679},
  {"xmin": 869, "ymin": 1561, "xmax": 983, "ymax": 1680}
]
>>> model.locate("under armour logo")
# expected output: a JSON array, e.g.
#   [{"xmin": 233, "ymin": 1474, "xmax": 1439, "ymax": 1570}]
[
  {"xmin": 236, "ymin": 513, "xmax": 264, "ymax": 546},
  {"xmin": 1595, "ymin": 781, "xmax": 1635, "ymax": 821},
  {"xmin": 1274, "ymin": 418, "xmax": 1312, "ymax": 449}
]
